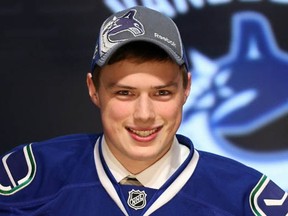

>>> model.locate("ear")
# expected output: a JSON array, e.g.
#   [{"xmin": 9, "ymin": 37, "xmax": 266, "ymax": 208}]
[
  {"xmin": 86, "ymin": 73, "xmax": 100, "ymax": 107},
  {"xmin": 184, "ymin": 72, "xmax": 192, "ymax": 104}
]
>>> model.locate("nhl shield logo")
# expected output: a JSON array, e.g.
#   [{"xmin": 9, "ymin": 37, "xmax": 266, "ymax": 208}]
[{"xmin": 127, "ymin": 189, "xmax": 147, "ymax": 210}]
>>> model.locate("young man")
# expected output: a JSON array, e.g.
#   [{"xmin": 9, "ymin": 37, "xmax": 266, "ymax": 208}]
[{"xmin": 0, "ymin": 6, "xmax": 287, "ymax": 216}]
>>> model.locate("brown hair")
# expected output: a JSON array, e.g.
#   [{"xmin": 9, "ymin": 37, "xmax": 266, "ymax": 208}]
[{"xmin": 92, "ymin": 42, "xmax": 188, "ymax": 90}]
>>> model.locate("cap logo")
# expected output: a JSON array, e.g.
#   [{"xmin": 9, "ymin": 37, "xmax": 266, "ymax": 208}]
[{"xmin": 101, "ymin": 9, "xmax": 145, "ymax": 54}]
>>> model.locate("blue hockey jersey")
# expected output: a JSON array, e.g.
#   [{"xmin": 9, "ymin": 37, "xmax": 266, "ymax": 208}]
[{"xmin": 0, "ymin": 134, "xmax": 287, "ymax": 215}]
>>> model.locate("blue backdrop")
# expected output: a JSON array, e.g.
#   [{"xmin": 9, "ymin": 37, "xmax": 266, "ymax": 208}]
[{"xmin": 1, "ymin": 0, "xmax": 287, "ymax": 190}]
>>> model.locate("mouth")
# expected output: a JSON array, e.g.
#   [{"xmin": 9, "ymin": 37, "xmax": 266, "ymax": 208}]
[{"xmin": 127, "ymin": 127, "xmax": 161, "ymax": 138}]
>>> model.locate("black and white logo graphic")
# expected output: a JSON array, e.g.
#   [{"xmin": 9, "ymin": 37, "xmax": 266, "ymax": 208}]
[{"xmin": 127, "ymin": 189, "xmax": 147, "ymax": 210}]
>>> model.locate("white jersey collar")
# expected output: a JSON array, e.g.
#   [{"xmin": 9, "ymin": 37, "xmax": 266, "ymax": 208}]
[
  {"xmin": 94, "ymin": 134, "xmax": 200, "ymax": 216},
  {"xmin": 101, "ymin": 135, "xmax": 190, "ymax": 189}
]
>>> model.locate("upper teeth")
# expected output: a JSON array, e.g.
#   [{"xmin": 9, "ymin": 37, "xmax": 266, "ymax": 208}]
[{"xmin": 130, "ymin": 128, "xmax": 157, "ymax": 137}]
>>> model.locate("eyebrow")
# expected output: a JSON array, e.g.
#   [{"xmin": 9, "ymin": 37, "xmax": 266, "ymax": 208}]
[
  {"xmin": 154, "ymin": 82, "xmax": 179, "ymax": 89},
  {"xmin": 107, "ymin": 82, "xmax": 179, "ymax": 90},
  {"xmin": 107, "ymin": 83, "xmax": 136, "ymax": 90}
]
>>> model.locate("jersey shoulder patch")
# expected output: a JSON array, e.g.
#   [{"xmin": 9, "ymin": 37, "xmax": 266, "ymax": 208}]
[
  {"xmin": 0, "ymin": 144, "xmax": 36, "ymax": 196},
  {"xmin": 250, "ymin": 175, "xmax": 288, "ymax": 216}
]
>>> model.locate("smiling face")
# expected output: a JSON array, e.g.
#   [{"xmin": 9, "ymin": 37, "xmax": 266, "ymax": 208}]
[{"xmin": 87, "ymin": 57, "xmax": 191, "ymax": 174}]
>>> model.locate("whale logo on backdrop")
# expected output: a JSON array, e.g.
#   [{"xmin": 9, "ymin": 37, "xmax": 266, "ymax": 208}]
[
  {"xmin": 101, "ymin": 2, "xmax": 288, "ymax": 190},
  {"xmin": 179, "ymin": 11, "xmax": 288, "ymax": 190}
]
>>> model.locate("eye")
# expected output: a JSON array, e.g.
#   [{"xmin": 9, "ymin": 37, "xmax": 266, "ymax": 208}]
[
  {"xmin": 156, "ymin": 90, "xmax": 171, "ymax": 96},
  {"xmin": 116, "ymin": 90, "xmax": 132, "ymax": 96}
]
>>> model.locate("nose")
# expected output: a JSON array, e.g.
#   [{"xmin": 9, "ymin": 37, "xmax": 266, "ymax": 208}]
[{"xmin": 133, "ymin": 94, "xmax": 155, "ymax": 122}]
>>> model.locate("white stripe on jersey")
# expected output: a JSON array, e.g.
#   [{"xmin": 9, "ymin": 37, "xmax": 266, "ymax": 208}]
[{"xmin": 93, "ymin": 136, "xmax": 200, "ymax": 215}]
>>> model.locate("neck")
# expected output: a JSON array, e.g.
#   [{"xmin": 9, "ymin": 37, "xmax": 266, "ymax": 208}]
[
  {"xmin": 107, "ymin": 144, "xmax": 171, "ymax": 175},
  {"xmin": 118, "ymin": 155, "xmax": 168, "ymax": 174}
]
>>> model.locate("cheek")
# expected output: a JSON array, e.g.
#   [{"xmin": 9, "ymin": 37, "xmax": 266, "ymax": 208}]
[
  {"xmin": 157, "ymin": 100, "xmax": 183, "ymax": 119},
  {"xmin": 101, "ymin": 100, "xmax": 132, "ymax": 121}
]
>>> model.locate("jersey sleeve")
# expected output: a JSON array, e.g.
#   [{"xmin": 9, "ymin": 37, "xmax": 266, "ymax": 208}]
[
  {"xmin": 249, "ymin": 175, "xmax": 288, "ymax": 215},
  {"xmin": 0, "ymin": 144, "xmax": 36, "ymax": 197}
]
